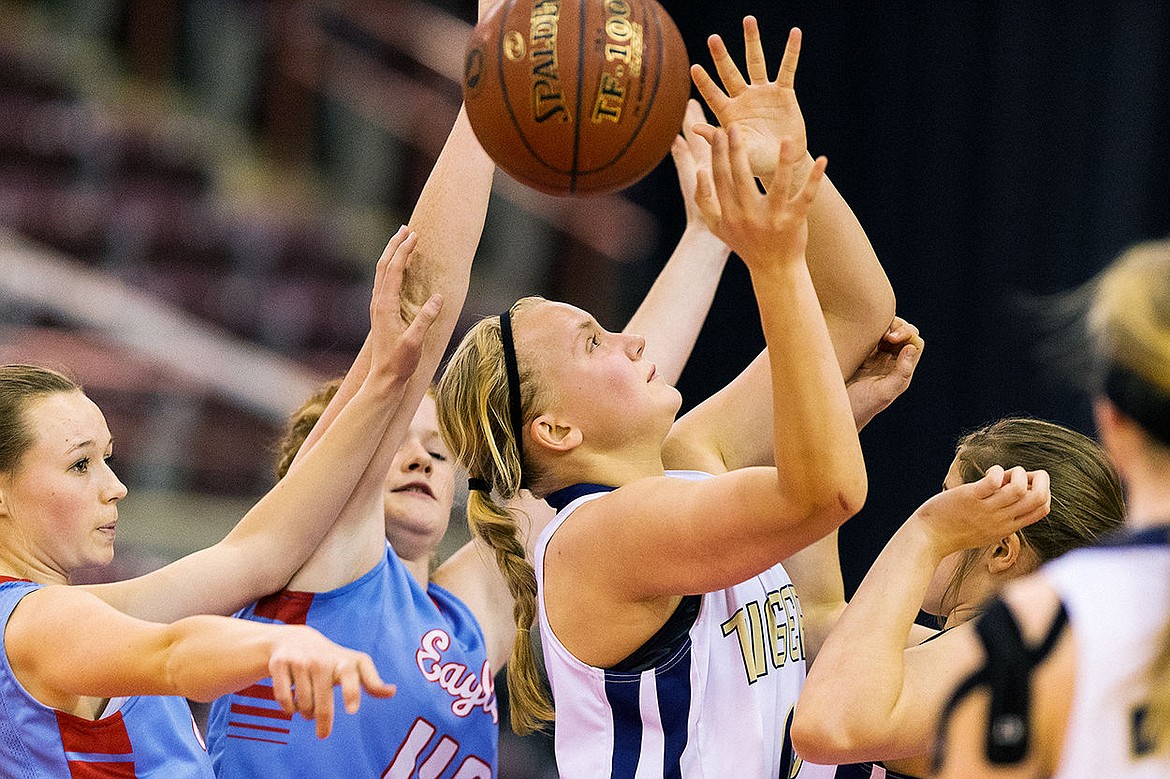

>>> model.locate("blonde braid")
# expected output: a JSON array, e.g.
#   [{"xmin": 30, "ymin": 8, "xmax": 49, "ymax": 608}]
[{"xmin": 436, "ymin": 298, "xmax": 555, "ymax": 734}]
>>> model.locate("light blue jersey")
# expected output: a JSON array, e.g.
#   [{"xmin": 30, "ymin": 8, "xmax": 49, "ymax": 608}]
[
  {"xmin": 207, "ymin": 547, "xmax": 498, "ymax": 778},
  {"xmin": 0, "ymin": 578, "xmax": 215, "ymax": 778}
]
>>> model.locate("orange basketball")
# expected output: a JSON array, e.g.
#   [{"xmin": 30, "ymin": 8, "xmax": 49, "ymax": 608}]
[{"xmin": 462, "ymin": 0, "xmax": 690, "ymax": 196}]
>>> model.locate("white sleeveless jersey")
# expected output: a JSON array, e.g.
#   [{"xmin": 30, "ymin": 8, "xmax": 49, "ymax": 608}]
[
  {"xmin": 1040, "ymin": 525, "xmax": 1170, "ymax": 779},
  {"xmin": 535, "ymin": 472, "xmax": 834, "ymax": 779}
]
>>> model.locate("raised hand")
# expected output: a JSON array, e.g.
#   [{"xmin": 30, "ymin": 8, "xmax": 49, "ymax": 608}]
[
  {"xmin": 911, "ymin": 466, "xmax": 1052, "ymax": 558},
  {"xmin": 366, "ymin": 226, "xmax": 443, "ymax": 389},
  {"xmin": 691, "ymin": 19, "xmax": 808, "ymax": 186},
  {"xmin": 847, "ymin": 317, "xmax": 926, "ymax": 430},
  {"xmin": 268, "ymin": 625, "xmax": 396, "ymax": 739},
  {"xmin": 694, "ymin": 126, "xmax": 826, "ymax": 271},
  {"xmin": 671, "ymin": 99, "xmax": 720, "ymax": 233}
]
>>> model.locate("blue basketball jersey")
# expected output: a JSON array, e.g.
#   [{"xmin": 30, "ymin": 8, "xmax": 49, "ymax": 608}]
[
  {"xmin": 207, "ymin": 546, "xmax": 498, "ymax": 778},
  {"xmin": 0, "ymin": 578, "xmax": 215, "ymax": 778},
  {"xmin": 536, "ymin": 474, "xmax": 835, "ymax": 779}
]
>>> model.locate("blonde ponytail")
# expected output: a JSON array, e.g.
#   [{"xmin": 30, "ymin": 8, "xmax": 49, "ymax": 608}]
[
  {"xmin": 1088, "ymin": 238, "xmax": 1170, "ymax": 750},
  {"xmin": 435, "ymin": 298, "xmax": 555, "ymax": 734}
]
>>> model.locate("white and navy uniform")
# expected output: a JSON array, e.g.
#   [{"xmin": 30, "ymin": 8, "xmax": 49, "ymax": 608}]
[
  {"xmin": 0, "ymin": 577, "xmax": 215, "ymax": 778},
  {"xmin": 206, "ymin": 545, "xmax": 497, "ymax": 777},
  {"xmin": 1039, "ymin": 525, "xmax": 1170, "ymax": 778},
  {"xmin": 537, "ymin": 473, "xmax": 834, "ymax": 779}
]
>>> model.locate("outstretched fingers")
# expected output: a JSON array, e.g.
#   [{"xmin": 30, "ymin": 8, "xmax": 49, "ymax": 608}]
[
  {"xmin": 776, "ymin": 27, "xmax": 802, "ymax": 89},
  {"xmin": 672, "ymin": 100, "xmax": 712, "ymax": 193},
  {"xmin": 369, "ymin": 227, "xmax": 418, "ymax": 324},
  {"xmin": 707, "ymin": 126, "xmax": 739, "ymax": 222},
  {"xmin": 728, "ymin": 127, "xmax": 758, "ymax": 200},
  {"xmin": 367, "ymin": 226, "xmax": 444, "ymax": 379},
  {"xmin": 693, "ymin": 165, "xmax": 720, "ymax": 231},
  {"xmin": 690, "ymin": 63, "xmax": 730, "ymax": 119},
  {"xmin": 771, "ymin": 141, "xmax": 826, "ymax": 219},
  {"xmin": 742, "ymin": 16, "xmax": 769, "ymax": 84},
  {"xmin": 706, "ymin": 32, "xmax": 748, "ymax": 96}
]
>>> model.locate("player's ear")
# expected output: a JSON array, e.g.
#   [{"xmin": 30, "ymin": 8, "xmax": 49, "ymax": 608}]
[
  {"xmin": 531, "ymin": 414, "xmax": 582, "ymax": 454},
  {"xmin": 988, "ymin": 532, "xmax": 1025, "ymax": 575}
]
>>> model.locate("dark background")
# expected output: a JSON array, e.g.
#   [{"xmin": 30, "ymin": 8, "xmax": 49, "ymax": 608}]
[{"xmin": 630, "ymin": 1, "xmax": 1170, "ymax": 592}]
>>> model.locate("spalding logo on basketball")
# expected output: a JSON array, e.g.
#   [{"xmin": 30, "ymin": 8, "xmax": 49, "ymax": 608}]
[{"xmin": 463, "ymin": 0, "xmax": 690, "ymax": 196}]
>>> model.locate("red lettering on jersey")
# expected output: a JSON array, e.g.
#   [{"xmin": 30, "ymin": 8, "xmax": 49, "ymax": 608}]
[{"xmin": 415, "ymin": 629, "xmax": 498, "ymax": 722}]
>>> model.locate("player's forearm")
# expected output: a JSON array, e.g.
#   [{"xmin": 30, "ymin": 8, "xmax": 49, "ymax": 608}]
[
  {"xmin": 401, "ymin": 107, "xmax": 492, "ymax": 325},
  {"xmin": 161, "ymin": 615, "xmax": 286, "ymax": 702},
  {"xmin": 305, "ymin": 110, "xmax": 495, "ymax": 509},
  {"xmin": 386, "ymin": 107, "xmax": 494, "ymax": 457},
  {"xmin": 624, "ymin": 225, "xmax": 730, "ymax": 384},
  {"xmin": 793, "ymin": 517, "xmax": 944, "ymax": 758},
  {"xmin": 753, "ymin": 259, "xmax": 866, "ymax": 522},
  {"xmin": 805, "ymin": 174, "xmax": 896, "ymax": 377}
]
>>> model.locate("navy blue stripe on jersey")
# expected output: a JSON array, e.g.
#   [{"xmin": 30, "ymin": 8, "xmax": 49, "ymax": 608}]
[
  {"xmin": 656, "ymin": 640, "xmax": 692, "ymax": 779},
  {"xmin": 602, "ymin": 637, "xmax": 695, "ymax": 779},
  {"xmin": 545, "ymin": 483, "xmax": 616, "ymax": 512},
  {"xmin": 834, "ymin": 762, "xmax": 922, "ymax": 778},
  {"xmin": 610, "ymin": 595, "xmax": 700, "ymax": 673},
  {"xmin": 1096, "ymin": 524, "xmax": 1170, "ymax": 549},
  {"xmin": 604, "ymin": 671, "xmax": 643, "ymax": 779}
]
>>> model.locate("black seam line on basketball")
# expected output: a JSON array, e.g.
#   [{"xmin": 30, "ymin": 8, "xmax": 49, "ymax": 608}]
[
  {"xmin": 497, "ymin": 0, "xmax": 575, "ymax": 182},
  {"xmin": 569, "ymin": 0, "xmax": 587, "ymax": 194},
  {"xmin": 575, "ymin": 2, "xmax": 669, "ymax": 177}
]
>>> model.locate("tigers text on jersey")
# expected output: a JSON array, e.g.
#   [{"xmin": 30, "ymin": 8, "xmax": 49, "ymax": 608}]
[
  {"xmin": 1040, "ymin": 525, "xmax": 1170, "ymax": 779},
  {"xmin": 0, "ymin": 578, "xmax": 215, "ymax": 778},
  {"xmin": 536, "ymin": 473, "xmax": 833, "ymax": 779},
  {"xmin": 206, "ymin": 546, "xmax": 497, "ymax": 778}
]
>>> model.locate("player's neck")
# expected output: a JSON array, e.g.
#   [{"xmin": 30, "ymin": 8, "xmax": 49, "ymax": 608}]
[
  {"xmin": 0, "ymin": 549, "xmax": 68, "ymax": 586},
  {"xmin": 399, "ymin": 554, "xmax": 431, "ymax": 588},
  {"xmin": 1124, "ymin": 477, "xmax": 1170, "ymax": 530},
  {"xmin": 564, "ymin": 449, "xmax": 665, "ymax": 492}
]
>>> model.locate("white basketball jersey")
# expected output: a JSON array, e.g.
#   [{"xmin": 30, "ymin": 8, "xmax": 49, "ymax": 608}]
[
  {"xmin": 535, "ymin": 472, "xmax": 832, "ymax": 779},
  {"xmin": 1041, "ymin": 526, "xmax": 1170, "ymax": 779}
]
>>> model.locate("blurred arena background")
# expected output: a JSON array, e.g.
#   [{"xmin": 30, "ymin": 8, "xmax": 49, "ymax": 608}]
[{"xmin": 1, "ymin": 1, "xmax": 1168, "ymax": 775}]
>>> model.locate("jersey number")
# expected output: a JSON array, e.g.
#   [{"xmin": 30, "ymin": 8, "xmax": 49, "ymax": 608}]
[{"xmin": 382, "ymin": 717, "xmax": 491, "ymax": 779}]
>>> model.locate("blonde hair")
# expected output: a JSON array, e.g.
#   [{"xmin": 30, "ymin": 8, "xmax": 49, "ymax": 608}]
[
  {"xmin": 434, "ymin": 297, "xmax": 555, "ymax": 735},
  {"xmin": 1090, "ymin": 239, "xmax": 1170, "ymax": 749},
  {"xmin": 1088, "ymin": 240, "xmax": 1170, "ymax": 401}
]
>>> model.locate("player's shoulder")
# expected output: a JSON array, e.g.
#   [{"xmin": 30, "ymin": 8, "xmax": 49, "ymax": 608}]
[{"xmin": 997, "ymin": 574, "xmax": 1063, "ymax": 644}]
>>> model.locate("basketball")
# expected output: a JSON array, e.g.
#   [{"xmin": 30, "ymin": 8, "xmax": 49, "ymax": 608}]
[{"xmin": 462, "ymin": 0, "xmax": 691, "ymax": 196}]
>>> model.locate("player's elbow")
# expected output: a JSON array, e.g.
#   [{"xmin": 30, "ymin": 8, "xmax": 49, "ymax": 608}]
[
  {"xmin": 791, "ymin": 698, "xmax": 883, "ymax": 765},
  {"xmin": 835, "ymin": 472, "xmax": 868, "ymax": 520},
  {"xmin": 812, "ymin": 471, "xmax": 868, "ymax": 526}
]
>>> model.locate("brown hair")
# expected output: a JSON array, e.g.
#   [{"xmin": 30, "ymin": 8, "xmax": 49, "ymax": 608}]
[
  {"xmin": 274, "ymin": 378, "xmax": 344, "ymax": 481},
  {"xmin": 942, "ymin": 417, "xmax": 1125, "ymax": 614},
  {"xmin": 0, "ymin": 365, "xmax": 81, "ymax": 474},
  {"xmin": 1090, "ymin": 239, "xmax": 1170, "ymax": 749},
  {"xmin": 434, "ymin": 297, "xmax": 555, "ymax": 735}
]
